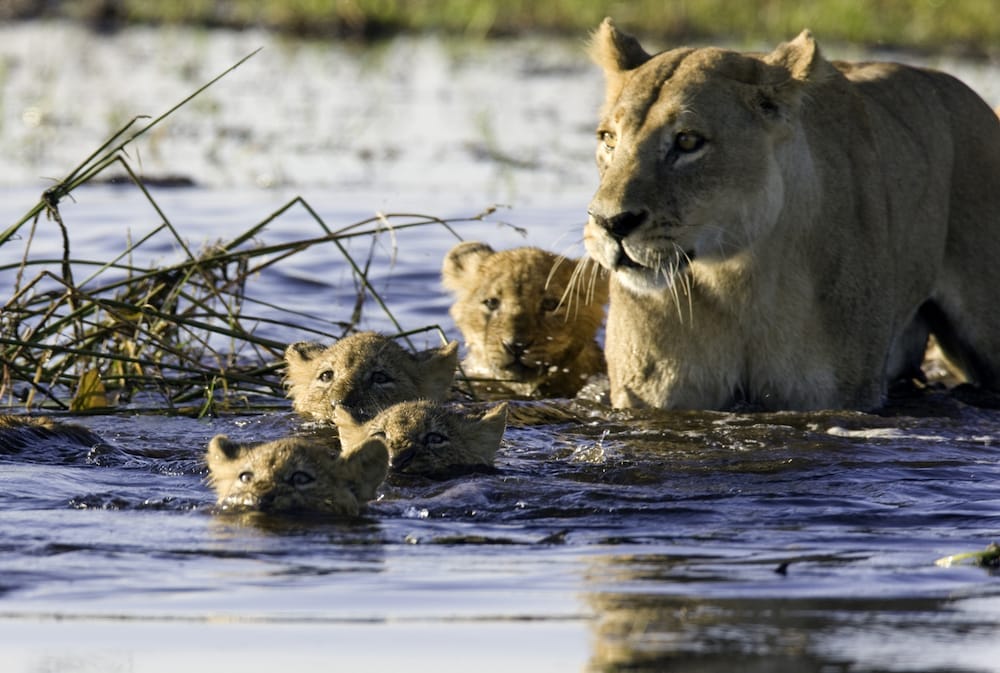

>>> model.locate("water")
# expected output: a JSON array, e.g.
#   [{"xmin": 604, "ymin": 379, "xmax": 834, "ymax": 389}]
[{"xmin": 2, "ymin": 21, "xmax": 1000, "ymax": 673}]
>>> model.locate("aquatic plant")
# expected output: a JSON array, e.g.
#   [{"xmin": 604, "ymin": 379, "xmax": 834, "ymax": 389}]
[{"xmin": 0, "ymin": 52, "xmax": 499, "ymax": 416}]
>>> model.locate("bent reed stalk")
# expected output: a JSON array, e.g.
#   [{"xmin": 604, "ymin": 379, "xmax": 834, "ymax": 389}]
[{"xmin": 0, "ymin": 53, "xmax": 500, "ymax": 416}]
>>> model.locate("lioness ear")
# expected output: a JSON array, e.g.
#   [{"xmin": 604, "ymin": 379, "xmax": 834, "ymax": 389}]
[
  {"xmin": 766, "ymin": 29, "xmax": 834, "ymax": 82},
  {"xmin": 589, "ymin": 18, "xmax": 651, "ymax": 99},
  {"xmin": 589, "ymin": 18, "xmax": 650, "ymax": 74},
  {"xmin": 342, "ymin": 437, "xmax": 389, "ymax": 502},
  {"xmin": 417, "ymin": 341, "xmax": 459, "ymax": 399},
  {"xmin": 441, "ymin": 241, "xmax": 494, "ymax": 292}
]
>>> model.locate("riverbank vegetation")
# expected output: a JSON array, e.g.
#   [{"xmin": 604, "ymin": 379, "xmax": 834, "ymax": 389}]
[{"xmin": 5, "ymin": 0, "xmax": 999, "ymax": 55}]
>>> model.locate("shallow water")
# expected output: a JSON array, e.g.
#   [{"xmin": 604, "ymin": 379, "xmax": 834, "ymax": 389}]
[{"xmin": 2, "ymin": 22, "xmax": 1000, "ymax": 673}]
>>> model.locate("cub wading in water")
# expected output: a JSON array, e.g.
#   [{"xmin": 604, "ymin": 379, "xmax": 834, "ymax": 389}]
[
  {"xmin": 442, "ymin": 241, "xmax": 608, "ymax": 399},
  {"xmin": 585, "ymin": 19, "xmax": 1000, "ymax": 411},
  {"xmin": 205, "ymin": 433, "xmax": 389, "ymax": 515},
  {"xmin": 284, "ymin": 331, "xmax": 458, "ymax": 423},
  {"xmin": 335, "ymin": 400, "xmax": 507, "ymax": 478},
  {"xmin": 0, "ymin": 414, "xmax": 104, "ymax": 454}
]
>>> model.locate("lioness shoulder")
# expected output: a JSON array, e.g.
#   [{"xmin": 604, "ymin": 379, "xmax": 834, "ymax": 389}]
[
  {"xmin": 585, "ymin": 19, "xmax": 1000, "ymax": 411},
  {"xmin": 442, "ymin": 241, "xmax": 608, "ymax": 399},
  {"xmin": 284, "ymin": 331, "xmax": 458, "ymax": 422},
  {"xmin": 205, "ymin": 433, "xmax": 388, "ymax": 515}
]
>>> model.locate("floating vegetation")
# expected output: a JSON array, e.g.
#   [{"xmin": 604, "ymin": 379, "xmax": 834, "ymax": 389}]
[
  {"xmin": 935, "ymin": 542, "xmax": 1000, "ymax": 569},
  {"xmin": 0, "ymin": 51, "xmax": 498, "ymax": 416}
]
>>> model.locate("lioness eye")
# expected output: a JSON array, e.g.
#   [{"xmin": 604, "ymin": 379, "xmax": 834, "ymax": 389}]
[
  {"xmin": 288, "ymin": 471, "xmax": 315, "ymax": 487},
  {"xmin": 540, "ymin": 297, "xmax": 559, "ymax": 312},
  {"xmin": 675, "ymin": 132, "xmax": 705, "ymax": 153},
  {"xmin": 371, "ymin": 370, "xmax": 392, "ymax": 385},
  {"xmin": 238, "ymin": 471, "xmax": 253, "ymax": 484},
  {"xmin": 598, "ymin": 130, "xmax": 616, "ymax": 151},
  {"xmin": 483, "ymin": 297, "xmax": 500, "ymax": 311},
  {"xmin": 424, "ymin": 432, "xmax": 447, "ymax": 445},
  {"xmin": 318, "ymin": 369, "xmax": 334, "ymax": 383}
]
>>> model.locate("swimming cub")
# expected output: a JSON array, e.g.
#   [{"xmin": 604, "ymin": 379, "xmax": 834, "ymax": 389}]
[
  {"xmin": 0, "ymin": 414, "xmax": 104, "ymax": 454},
  {"xmin": 442, "ymin": 241, "xmax": 608, "ymax": 399},
  {"xmin": 284, "ymin": 331, "xmax": 458, "ymax": 422},
  {"xmin": 205, "ymin": 433, "xmax": 389, "ymax": 515},
  {"xmin": 335, "ymin": 400, "xmax": 507, "ymax": 478}
]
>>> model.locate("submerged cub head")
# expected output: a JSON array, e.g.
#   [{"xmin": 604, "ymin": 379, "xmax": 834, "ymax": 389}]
[
  {"xmin": 335, "ymin": 400, "xmax": 507, "ymax": 478},
  {"xmin": 206, "ymin": 434, "xmax": 388, "ymax": 515},
  {"xmin": 284, "ymin": 331, "xmax": 458, "ymax": 423},
  {"xmin": 585, "ymin": 18, "xmax": 815, "ymax": 295},
  {"xmin": 442, "ymin": 241, "xmax": 608, "ymax": 398}
]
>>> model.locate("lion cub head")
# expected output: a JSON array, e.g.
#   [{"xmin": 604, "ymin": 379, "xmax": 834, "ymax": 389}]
[
  {"xmin": 284, "ymin": 332, "xmax": 458, "ymax": 423},
  {"xmin": 206, "ymin": 434, "xmax": 388, "ymax": 515},
  {"xmin": 442, "ymin": 241, "xmax": 608, "ymax": 398},
  {"xmin": 335, "ymin": 400, "xmax": 507, "ymax": 478}
]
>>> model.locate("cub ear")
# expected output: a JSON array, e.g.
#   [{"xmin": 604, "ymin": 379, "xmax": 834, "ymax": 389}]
[
  {"xmin": 206, "ymin": 434, "xmax": 244, "ymax": 462},
  {"xmin": 417, "ymin": 341, "xmax": 459, "ymax": 399},
  {"xmin": 477, "ymin": 402, "xmax": 508, "ymax": 442},
  {"xmin": 442, "ymin": 241, "xmax": 494, "ymax": 292},
  {"xmin": 284, "ymin": 341, "xmax": 326, "ymax": 384},
  {"xmin": 341, "ymin": 436, "xmax": 390, "ymax": 502},
  {"xmin": 765, "ymin": 29, "xmax": 834, "ymax": 82},
  {"xmin": 333, "ymin": 405, "xmax": 369, "ymax": 448}
]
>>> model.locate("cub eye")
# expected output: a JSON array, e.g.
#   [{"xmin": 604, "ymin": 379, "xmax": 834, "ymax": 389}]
[
  {"xmin": 540, "ymin": 297, "xmax": 559, "ymax": 313},
  {"xmin": 370, "ymin": 370, "xmax": 393, "ymax": 385},
  {"xmin": 238, "ymin": 471, "xmax": 253, "ymax": 484},
  {"xmin": 483, "ymin": 297, "xmax": 500, "ymax": 311},
  {"xmin": 675, "ymin": 132, "xmax": 705, "ymax": 153},
  {"xmin": 598, "ymin": 130, "xmax": 616, "ymax": 151},
  {"xmin": 287, "ymin": 471, "xmax": 315, "ymax": 487},
  {"xmin": 424, "ymin": 432, "xmax": 447, "ymax": 445},
  {"xmin": 317, "ymin": 369, "xmax": 334, "ymax": 383}
]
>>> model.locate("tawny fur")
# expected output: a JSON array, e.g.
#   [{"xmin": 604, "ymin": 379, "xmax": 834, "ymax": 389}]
[
  {"xmin": 335, "ymin": 400, "xmax": 507, "ymax": 478},
  {"xmin": 442, "ymin": 242, "xmax": 608, "ymax": 399},
  {"xmin": 586, "ymin": 18, "xmax": 1000, "ymax": 411},
  {"xmin": 284, "ymin": 331, "xmax": 458, "ymax": 422},
  {"xmin": 205, "ymin": 433, "xmax": 388, "ymax": 515}
]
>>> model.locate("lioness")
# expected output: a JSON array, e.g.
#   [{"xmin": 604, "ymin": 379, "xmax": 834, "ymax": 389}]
[
  {"xmin": 335, "ymin": 400, "xmax": 507, "ymax": 478},
  {"xmin": 284, "ymin": 331, "xmax": 458, "ymax": 422},
  {"xmin": 206, "ymin": 433, "xmax": 388, "ymax": 515},
  {"xmin": 442, "ymin": 241, "xmax": 608, "ymax": 399},
  {"xmin": 585, "ymin": 19, "xmax": 1000, "ymax": 411}
]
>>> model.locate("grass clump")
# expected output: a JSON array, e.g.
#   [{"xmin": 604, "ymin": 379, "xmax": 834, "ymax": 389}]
[{"xmin": 0, "ymin": 51, "xmax": 496, "ymax": 416}]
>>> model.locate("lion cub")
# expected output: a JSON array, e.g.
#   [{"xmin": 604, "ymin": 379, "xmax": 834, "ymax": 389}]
[
  {"xmin": 206, "ymin": 433, "xmax": 389, "ymax": 515},
  {"xmin": 335, "ymin": 400, "xmax": 507, "ymax": 478},
  {"xmin": 442, "ymin": 241, "xmax": 608, "ymax": 399},
  {"xmin": 284, "ymin": 331, "xmax": 458, "ymax": 423},
  {"xmin": 0, "ymin": 414, "xmax": 104, "ymax": 454}
]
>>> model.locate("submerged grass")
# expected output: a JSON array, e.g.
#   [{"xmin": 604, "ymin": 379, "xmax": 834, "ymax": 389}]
[{"xmin": 0, "ymin": 52, "xmax": 496, "ymax": 416}]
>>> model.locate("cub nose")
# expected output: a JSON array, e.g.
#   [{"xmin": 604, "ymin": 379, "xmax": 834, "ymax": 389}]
[{"xmin": 589, "ymin": 209, "xmax": 648, "ymax": 241}]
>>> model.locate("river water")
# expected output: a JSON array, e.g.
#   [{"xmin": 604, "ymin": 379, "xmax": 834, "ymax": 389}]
[{"xmin": 1, "ymin": 21, "xmax": 999, "ymax": 672}]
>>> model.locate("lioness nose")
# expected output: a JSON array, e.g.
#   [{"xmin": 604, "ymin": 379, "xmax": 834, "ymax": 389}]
[{"xmin": 589, "ymin": 209, "xmax": 647, "ymax": 241}]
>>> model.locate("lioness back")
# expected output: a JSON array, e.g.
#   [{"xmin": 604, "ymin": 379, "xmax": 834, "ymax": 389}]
[
  {"xmin": 442, "ymin": 241, "xmax": 608, "ymax": 399},
  {"xmin": 585, "ymin": 19, "xmax": 1000, "ymax": 411},
  {"xmin": 284, "ymin": 331, "xmax": 458, "ymax": 422},
  {"xmin": 335, "ymin": 400, "xmax": 507, "ymax": 478},
  {"xmin": 205, "ymin": 433, "xmax": 388, "ymax": 515}
]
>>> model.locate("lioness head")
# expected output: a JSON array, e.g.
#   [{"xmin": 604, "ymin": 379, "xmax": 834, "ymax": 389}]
[
  {"xmin": 284, "ymin": 332, "xmax": 458, "ymax": 423},
  {"xmin": 442, "ymin": 241, "xmax": 608, "ymax": 397},
  {"xmin": 206, "ymin": 434, "xmax": 388, "ymax": 515},
  {"xmin": 586, "ymin": 18, "xmax": 825, "ymax": 295},
  {"xmin": 335, "ymin": 400, "xmax": 507, "ymax": 478}
]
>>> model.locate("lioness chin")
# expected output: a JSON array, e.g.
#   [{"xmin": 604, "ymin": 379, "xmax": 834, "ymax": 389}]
[{"xmin": 586, "ymin": 18, "xmax": 1000, "ymax": 411}]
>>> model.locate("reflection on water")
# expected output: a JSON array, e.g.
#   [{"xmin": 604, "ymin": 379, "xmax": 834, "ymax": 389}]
[{"xmin": 2, "ymin": 21, "xmax": 1000, "ymax": 673}]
